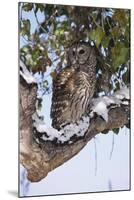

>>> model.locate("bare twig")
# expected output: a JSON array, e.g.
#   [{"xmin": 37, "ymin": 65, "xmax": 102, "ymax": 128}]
[{"xmin": 109, "ymin": 132, "xmax": 115, "ymax": 160}]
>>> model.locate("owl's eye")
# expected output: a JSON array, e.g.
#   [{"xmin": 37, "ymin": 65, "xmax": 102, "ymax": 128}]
[
  {"xmin": 79, "ymin": 49, "xmax": 85, "ymax": 54},
  {"xmin": 72, "ymin": 50, "xmax": 75, "ymax": 56}
]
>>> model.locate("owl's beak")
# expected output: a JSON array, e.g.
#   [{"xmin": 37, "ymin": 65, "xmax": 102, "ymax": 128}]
[
  {"xmin": 72, "ymin": 59, "xmax": 77, "ymax": 64},
  {"xmin": 75, "ymin": 56, "xmax": 78, "ymax": 62}
]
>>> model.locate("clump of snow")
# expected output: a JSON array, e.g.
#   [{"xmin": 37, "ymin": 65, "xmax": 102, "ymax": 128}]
[
  {"xmin": 90, "ymin": 96, "xmax": 119, "ymax": 122},
  {"xmin": 90, "ymin": 98, "xmax": 109, "ymax": 122},
  {"xmin": 20, "ymin": 59, "xmax": 37, "ymax": 84},
  {"xmin": 115, "ymin": 86, "xmax": 129, "ymax": 100},
  {"xmin": 121, "ymin": 101, "xmax": 129, "ymax": 105}
]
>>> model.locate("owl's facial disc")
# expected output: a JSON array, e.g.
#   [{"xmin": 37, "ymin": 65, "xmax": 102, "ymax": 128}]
[{"xmin": 77, "ymin": 46, "xmax": 89, "ymax": 64}]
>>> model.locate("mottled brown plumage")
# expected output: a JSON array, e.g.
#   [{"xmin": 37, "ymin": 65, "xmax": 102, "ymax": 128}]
[{"xmin": 51, "ymin": 42, "xmax": 97, "ymax": 130}]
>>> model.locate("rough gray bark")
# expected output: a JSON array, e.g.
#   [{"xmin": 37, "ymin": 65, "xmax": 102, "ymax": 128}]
[{"xmin": 20, "ymin": 76, "xmax": 130, "ymax": 182}]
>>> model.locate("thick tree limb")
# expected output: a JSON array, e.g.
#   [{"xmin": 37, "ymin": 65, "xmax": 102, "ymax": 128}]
[{"xmin": 20, "ymin": 76, "xmax": 130, "ymax": 182}]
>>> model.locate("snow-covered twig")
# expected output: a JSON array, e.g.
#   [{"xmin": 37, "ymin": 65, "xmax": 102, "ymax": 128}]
[{"xmin": 20, "ymin": 59, "xmax": 37, "ymax": 84}]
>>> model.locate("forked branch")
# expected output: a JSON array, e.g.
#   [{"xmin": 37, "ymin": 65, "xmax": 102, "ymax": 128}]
[{"xmin": 20, "ymin": 74, "xmax": 130, "ymax": 182}]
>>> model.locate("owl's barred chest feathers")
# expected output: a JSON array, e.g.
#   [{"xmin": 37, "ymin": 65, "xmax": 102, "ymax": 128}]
[
  {"xmin": 69, "ymin": 65, "xmax": 96, "ymax": 121},
  {"xmin": 51, "ymin": 42, "xmax": 97, "ymax": 130}
]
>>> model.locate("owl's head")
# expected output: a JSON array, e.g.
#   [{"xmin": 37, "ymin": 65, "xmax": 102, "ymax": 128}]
[{"xmin": 68, "ymin": 42, "xmax": 96, "ymax": 65}]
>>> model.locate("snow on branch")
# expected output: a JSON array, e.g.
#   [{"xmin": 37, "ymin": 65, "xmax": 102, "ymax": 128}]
[
  {"xmin": 20, "ymin": 59, "xmax": 37, "ymax": 84},
  {"xmin": 90, "ymin": 86, "xmax": 129, "ymax": 122},
  {"xmin": 32, "ymin": 113, "xmax": 89, "ymax": 144},
  {"xmin": 33, "ymin": 86, "xmax": 130, "ymax": 144}
]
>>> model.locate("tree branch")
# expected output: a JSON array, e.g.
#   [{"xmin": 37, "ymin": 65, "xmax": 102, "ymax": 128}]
[{"xmin": 20, "ymin": 75, "xmax": 130, "ymax": 182}]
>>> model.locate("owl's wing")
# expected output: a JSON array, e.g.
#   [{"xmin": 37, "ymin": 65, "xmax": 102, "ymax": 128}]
[{"xmin": 51, "ymin": 67, "xmax": 76, "ymax": 129}]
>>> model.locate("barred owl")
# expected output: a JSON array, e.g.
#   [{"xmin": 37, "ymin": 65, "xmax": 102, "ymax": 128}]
[{"xmin": 51, "ymin": 42, "xmax": 97, "ymax": 130}]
